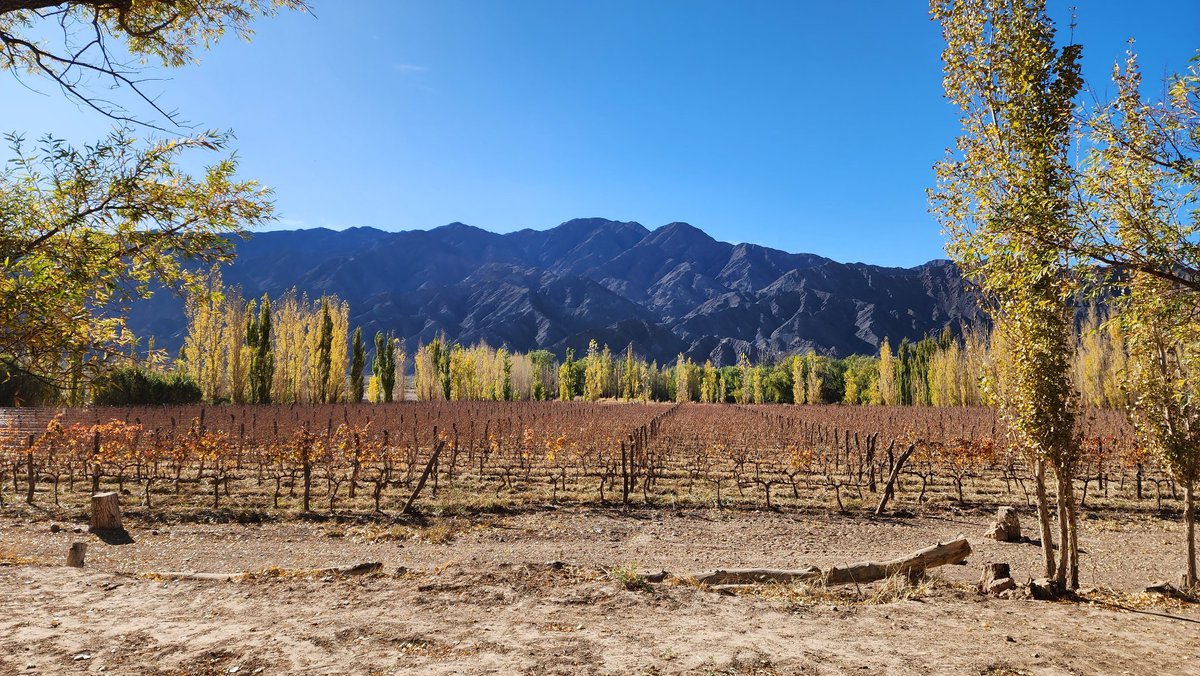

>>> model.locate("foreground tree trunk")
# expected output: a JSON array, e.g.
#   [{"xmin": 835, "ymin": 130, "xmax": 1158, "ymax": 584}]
[
  {"xmin": 1034, "ymin": 459, "xmax": 1055, "ymax": 580},
  {"xmin": 1186, "ymin": 482, "xmax": 1197, "ymax": 589},
  {"xmin": 1053, "ymin": 467, "xmax": 1078, "ymax": 590}
]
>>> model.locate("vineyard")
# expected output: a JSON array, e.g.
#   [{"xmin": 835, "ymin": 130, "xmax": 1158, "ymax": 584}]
[{"xmin": 0, "ymin": 402, "xmax": 1178, "ymax": 517}]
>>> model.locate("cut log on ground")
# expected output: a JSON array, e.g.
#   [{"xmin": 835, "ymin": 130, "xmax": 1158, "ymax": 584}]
[
  {"xmin": 89, "ymin": 492, "xmax": 123, "ymax": 531},
  {"xmin": 1029, "ymin": 577, "xmax": 1058, "ymax": 600},
  {"xmin": 66, "ymin": 543, "xmax": 87, "ymax": 568},
  {"xmin": 638, "ymin": 569, "xmax": 669, "ymax": 583},
  {"xmin": 145, "ymin": 562, "xmax": 383, "ymax": 582},
  {"xmin": 984, "ymin": 507, "xmax": 1021, "ymax": 542},
  {"xmin": 691, "ymin": 538, "xmax": 971, "ymax": 587},
  {"xmin": 825, "ymin": 537, "xmax": 971, "ymax": 585}
]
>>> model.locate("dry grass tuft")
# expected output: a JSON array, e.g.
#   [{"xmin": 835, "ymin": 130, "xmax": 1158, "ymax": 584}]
[
  {"xmin": 1074, "ymin": 586, "xmax": 1199, "ymax": 612},
  {"xmin": 345, "ymin": 519, "xmax": 489, "ymax": 545},
  {"xmin": 745, "ymin": 572, "xmax": 964, "ymax": 607},
  {"xmin": 0, "ymin": 551, "xmax": 41, "ymax": 566}
]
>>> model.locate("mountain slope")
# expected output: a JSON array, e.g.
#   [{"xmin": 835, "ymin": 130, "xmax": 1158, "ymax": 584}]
[{"xmin": 129, "ymin": 218, "xmax": 981, "ymax": 363}]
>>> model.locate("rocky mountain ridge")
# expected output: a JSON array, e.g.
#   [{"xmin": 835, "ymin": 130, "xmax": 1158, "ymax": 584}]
[{"xmin": 128, "ymin": 218, "xmax": 981, "ymax": 363}]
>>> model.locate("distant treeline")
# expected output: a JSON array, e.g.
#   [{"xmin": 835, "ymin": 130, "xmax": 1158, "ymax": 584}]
[{"xmin": 62, "ymin": 272, "xmax": 1126, "ymax": 409}]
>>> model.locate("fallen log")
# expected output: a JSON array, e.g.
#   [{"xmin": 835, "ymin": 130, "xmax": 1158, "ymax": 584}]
[
  {"xmin": 690, "ymin": 538, "xmax": 971, "ymax": 587},
  {"xmin": 825, "ymin": 537, "xmax": 971, "ymax": 585},
  {"xmin": 692, "ymin": 565, "xmax": 822, "ymax": 586}
]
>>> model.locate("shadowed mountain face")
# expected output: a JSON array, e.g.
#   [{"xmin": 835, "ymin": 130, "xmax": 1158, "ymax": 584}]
[{"xmin": 129, "ymin": 218, "xmax": 982, "ymax": 364}]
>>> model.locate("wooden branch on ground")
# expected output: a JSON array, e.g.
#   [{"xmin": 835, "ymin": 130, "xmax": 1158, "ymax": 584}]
[
  {"xmin": 825, "ymin": 537, "xmax": 970, "ymax": 585},
  {"xmin": 691, "ymin": 537, "xmax": 971, "ymax": 587}
]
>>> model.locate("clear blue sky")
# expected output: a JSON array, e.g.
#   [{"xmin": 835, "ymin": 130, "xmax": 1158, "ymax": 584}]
[{"xmin": 4, "ymin": 1, "xmax": 1197, "ymax": 267}]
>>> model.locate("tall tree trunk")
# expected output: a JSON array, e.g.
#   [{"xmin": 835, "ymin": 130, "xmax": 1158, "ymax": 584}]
[
  {"xmin": 1067, "ymin": 471, "xmax": 1079, "ymax": 589},
  {"xmin": 1186, "ymin": 481, "xmax": 1197, "ymax": 589},
  {"xmin": 1034, "ymin": 458, "xmax": 1056, "ymax": 580},
  {"xmin": 1055, "ymin": 467, "xmax": 1070, "ymax": 589}
]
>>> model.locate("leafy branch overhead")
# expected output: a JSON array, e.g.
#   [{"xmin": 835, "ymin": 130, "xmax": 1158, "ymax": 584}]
[
  {"xmin": 0, "ymin": 0, "xmax": 308, "ymax": 127},
  {"xmin": 0, "ymin": 129, "xmax": 274, "ymax": 382}
]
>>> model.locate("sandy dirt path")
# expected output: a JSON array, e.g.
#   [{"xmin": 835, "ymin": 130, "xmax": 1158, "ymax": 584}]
[{"xmin": 2, "ymin": 507, "xmax": 1198, "ymax": 674}]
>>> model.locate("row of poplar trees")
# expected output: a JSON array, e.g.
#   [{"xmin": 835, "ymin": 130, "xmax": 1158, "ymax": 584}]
[
  {"xmin": 179, "ymin": 272, "xmax": 405, "ymax": 405},
  {"xmin": 930, "ymin": 0, "xmax": 1199, "ymax": 591}
]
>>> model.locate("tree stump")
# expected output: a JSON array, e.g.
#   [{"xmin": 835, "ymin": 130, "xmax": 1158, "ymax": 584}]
[
  {"xmin": 66, "ymin": 543, "xmax": 87, "ymax": 568},
  {"xmin": 1029, "ymin": 577, "xmax": 1057, "ymax": 600},
  {"xmin": 90, "ymin": 492, "xmax": 123, "ymax": 531},
  {"xmin": 979, "ymin": 562, "xmax": 1014, "ymax": 595},
  {"xmin": 983, "ymin": 506, "xmax": 1021, "ymax": 542},
  {"xmin": 89, "ymin": 492, "xmax": 133, "ymax": 544}
]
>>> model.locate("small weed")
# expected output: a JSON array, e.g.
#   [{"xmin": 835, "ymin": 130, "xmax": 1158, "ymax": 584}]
[{"xmin": 608, "ymin": 562, "xmax": 652, "ymax": 591}]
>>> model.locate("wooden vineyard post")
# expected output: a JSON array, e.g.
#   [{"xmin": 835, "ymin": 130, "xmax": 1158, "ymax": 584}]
[
  {"xmin": 620, "ymin": 439, "xmax": 630, "ymax": 506},
  {"xmin": 26, "ymin": 434, "xmax": 35, "ymax": 505}
]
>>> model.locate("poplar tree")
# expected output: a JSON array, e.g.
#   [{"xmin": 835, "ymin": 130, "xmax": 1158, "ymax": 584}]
[
  {"xmin": 558, "ymin": 348, "xmax": 576, "ymax": 401},
  {"xmin": 350, "ymin": 327, "xmax": 365, "ymax": 403},
  {"xmin": 248, "ymin": 295, "xmax": 273, "ymax": 404},
  {"xmin": 701, "ymin": 360, "xmax": 718, "ymax": 404},
  {"xmin": 1084, "ymin": 52, "xmax": 1200, "ymax": 588},
  {"xmin": 373, "ymin": 331, "xmax": 397, "ymax": 403},
  {"xmin": 930, "ymin": 0, "xmax": 1084, "ymax": 590},
  {"xmin": 315, "ymin": 300, "xmax": 334, "ymax": 404},
  {"xmin": 878, "ymin": 338, "xmax": 898, "ymax": 405}
]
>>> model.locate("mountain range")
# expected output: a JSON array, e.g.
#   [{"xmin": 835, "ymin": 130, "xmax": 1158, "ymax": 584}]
[{"xmin": 128, "ymin": 218, "xmax": 982, "ymax": 364}]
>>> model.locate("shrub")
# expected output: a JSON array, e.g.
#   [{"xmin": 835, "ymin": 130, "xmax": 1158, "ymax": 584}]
[{"xmin": 92, "ymin": 367, "xmax": 202, "ymax": 406}]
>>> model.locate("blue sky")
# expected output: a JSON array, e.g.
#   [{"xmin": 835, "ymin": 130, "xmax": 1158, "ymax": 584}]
[{"xmin": 3, "ymin": 1, "xmax": 1197, "ymax": 267}]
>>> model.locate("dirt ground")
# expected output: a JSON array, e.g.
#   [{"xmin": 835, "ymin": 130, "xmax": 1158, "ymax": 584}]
[{"xmin": 2, "ymin": 506, "xmax": 1198, "ymax": 675}]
